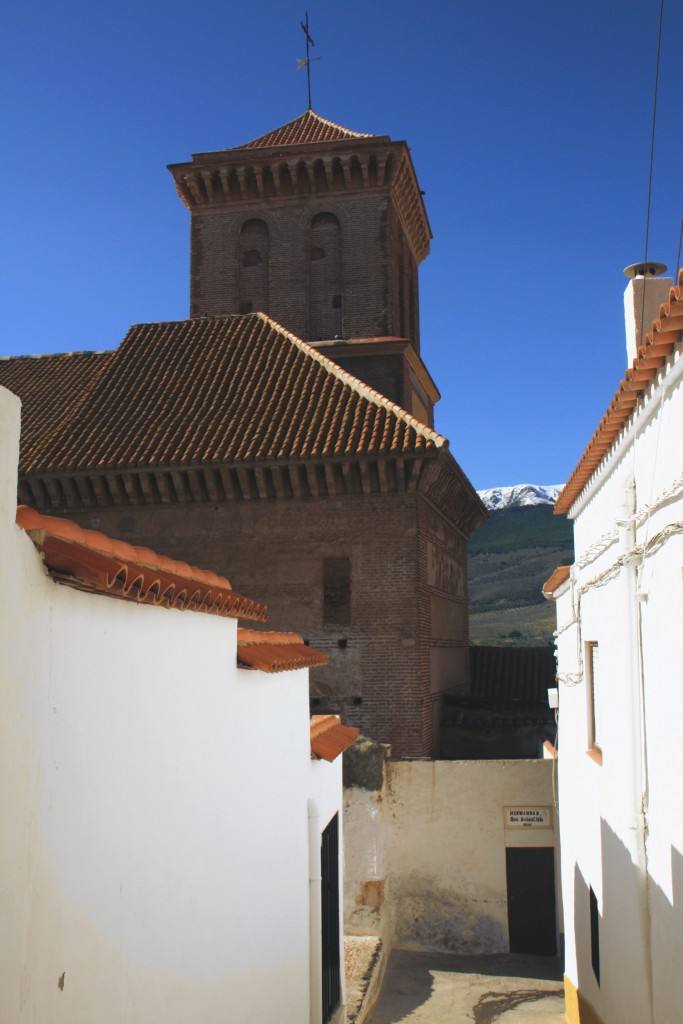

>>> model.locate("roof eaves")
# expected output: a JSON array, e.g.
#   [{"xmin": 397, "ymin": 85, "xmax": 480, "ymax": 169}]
[
  {"xmin": 556, "ymin": 270, "xmax": 683, "ymax": 515},
  {"xmin": 17, "ymin": 505, "xmax": 266, "ymax": 621},
  {"xmin": 236, "ymin": 628, "xmax": 328, "ymax": 673},
  {"xmin": 542, "ymin": 565, "xmax": 571, "ymax": 599},
  {"xmin": 310, "ymin": 714, "xmax": 360, "ymax": 762}
]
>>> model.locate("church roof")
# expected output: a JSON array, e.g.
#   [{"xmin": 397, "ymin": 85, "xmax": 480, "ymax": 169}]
[
  {"xmin": 238, "ymin": 109, "xmax": 374, "ymax": 150},
  {"xmin": 0, "ymin": 350, "xmax": 112, "ymax": 472},
  {"xmin": 1, "ymin": 314, "xmax": 445, "ymax": 477}
]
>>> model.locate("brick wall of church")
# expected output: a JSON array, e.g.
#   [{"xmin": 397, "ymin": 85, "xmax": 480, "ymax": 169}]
[
  {"xmin": 71, "ymin": 487, "xmax": 469, "ymax": 758},
  {"xmin": 417, "ymin": 497, "xmax": 471, "ymax": 749},
  {"xmin": 189, "ymin": 194, "xmax": 395, "ymax": 342}
]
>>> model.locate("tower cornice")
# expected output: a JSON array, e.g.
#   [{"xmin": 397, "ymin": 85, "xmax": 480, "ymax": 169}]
[{"xmin": 168, "ymin": 136, "xmax": 431, "ymax": 264}]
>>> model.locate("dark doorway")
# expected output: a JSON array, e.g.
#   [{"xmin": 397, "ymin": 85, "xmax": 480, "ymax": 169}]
[
  {"xmin": 321, "ymin": 813, "xmax": 341, "ymax": 1022},
  {"xmin": 505, "ymin": 846, "xmax": 557, "ymax": 955}
]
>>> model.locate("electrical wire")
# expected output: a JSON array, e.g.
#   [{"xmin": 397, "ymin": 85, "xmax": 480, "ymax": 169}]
[
  {"xmin": 637, "ymin": 0, "xmax": 665, "ymax": 339},
  {"xmin": 633, "ymin": 0, "xmax": 666, "ymax": 512},
  {"xmin": 555, "ymin": 517, "xmax": 683, "ymax": 686}
]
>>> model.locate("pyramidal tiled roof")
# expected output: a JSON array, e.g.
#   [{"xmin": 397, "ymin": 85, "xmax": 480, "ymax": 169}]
[
  {"xmin": 238, "ymin": 109, "xmax": 374, "ymax": 150},
  {"xmin": 1, "ymin": 314, "xmax": 445, "ymax": 475}
]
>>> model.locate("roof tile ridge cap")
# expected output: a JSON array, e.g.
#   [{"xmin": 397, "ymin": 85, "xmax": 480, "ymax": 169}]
[
  {"xmin": 632, "ymin": 308, "xmax": 682, "ymax": 371},
  {"xmin": 0, "ymin": 348, "xmax": 113, "ymax": 363},
  {"xmin": 236, "ymin": 110, "xmax": 310, "ymax": 148},
  {"xmin": 306, "ymin": 109, "xmax": 374, "ymax": 138},
  {"xmin": 556, "ymin": 296, "xmax": 683, "ymax": 512},
  {"xmin": 16, "ymin": 505, "xmax": 233, "ymax": 591},
  {"xmin": 258, "ymin": 314, "xmax": 447, "ymax": 449},
  {"xmin": 659, "ymin": 287, "xmax": 682, "ymax": 318},
  {"xmin": 126, "ymin": 316, "xmax": 225, "ymax": 329}
]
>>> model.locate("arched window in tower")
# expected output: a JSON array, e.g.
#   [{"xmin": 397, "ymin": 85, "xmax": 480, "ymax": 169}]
[
  {"xmin": 238, "ymin": 219, "xmax": 269, "ymax": 315},
  {"xmin": 308, "ymin": 213, "xmax": 342, "ymax": 340}
]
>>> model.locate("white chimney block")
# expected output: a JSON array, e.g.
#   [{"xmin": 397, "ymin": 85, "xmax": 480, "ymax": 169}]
[{"xmin": 623, "ymin": 263, "xmax": 671, "ymax": 366}]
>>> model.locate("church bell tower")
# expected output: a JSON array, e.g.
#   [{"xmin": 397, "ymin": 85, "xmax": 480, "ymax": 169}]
[{"xmin": 168, "ymin": 109, "xmax": 439, "ymax": 425}]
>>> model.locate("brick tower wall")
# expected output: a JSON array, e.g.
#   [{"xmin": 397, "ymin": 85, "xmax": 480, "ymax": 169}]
[
  {"xmin": 68, "ymin": 487, "xmax": 469, "ymax": 758},
  {"xmin": 190, "ymin": 194, "xmax": 397, "ymax": 342},
  {"xmin": 417, "ymin": 496, "xmax": 470, "ymax": 749}
]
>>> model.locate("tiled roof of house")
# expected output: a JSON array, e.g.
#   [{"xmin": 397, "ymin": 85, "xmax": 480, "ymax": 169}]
[
  {"xmin": 310, "ymin": 715, "xmax": 360, "ymax": 761},
  {"xmin": 542, "ymin": 565, "xmax": 571, "ymax": 598},
  {"xmin": 469, "ymin": 645, "xmax": 556, "ymax": 704},
  {"xmin": 556, "ymin": 268, "xmax": 683, "ymax": 515},
  {"xmin": 1, "ymin": 314, "xmax": 445, "ymax": 475},
  {"xmin": 16, "ymin": 505, "xmax": 266, "ymax": 621},
  {"xmin": 239, "ymin": 109, "xmax": 374, "ymax": 150},
  {"xmin": 237, "ymin": 628, "xmax": 328, "ymax": 673}
]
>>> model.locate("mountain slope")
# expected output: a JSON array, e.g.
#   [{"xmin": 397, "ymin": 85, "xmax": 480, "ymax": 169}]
[{"xmin": 468, "ymin": 502, "xmax": 573, "ymax": 646}]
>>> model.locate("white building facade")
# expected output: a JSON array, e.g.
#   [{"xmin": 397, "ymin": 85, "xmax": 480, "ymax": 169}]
[
  {"xmin": 546, "ymin": 269, "xmax": 683, "ymax": 1024},
  {"xmin": 0, "ymin": 385, "xmax": 355, "ymax": 1024}
]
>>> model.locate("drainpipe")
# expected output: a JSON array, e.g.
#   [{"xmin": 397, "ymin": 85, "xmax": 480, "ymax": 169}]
[
  {"xmin": 621, "ymin": 476, "xmax": 654, "ymax": 1024},
  {"xmin": 308, "ymin": 798, "xmax": 322, "ymax": 1024}
]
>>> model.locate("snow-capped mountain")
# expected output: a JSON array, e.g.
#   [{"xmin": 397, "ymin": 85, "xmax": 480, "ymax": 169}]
[{"xmin": 477, "ymin": 484, "xmax": 564, "ymax": 512}]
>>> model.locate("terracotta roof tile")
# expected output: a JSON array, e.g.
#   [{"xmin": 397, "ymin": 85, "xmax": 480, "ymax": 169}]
[
  {"xmin": 237, "ymin": 628, "xmax": 328, "ymax": 673},
  {"xmin": 0, "ymin": 314, "xmax": 445, "ymax": 475},
  {"xmin": 310, "ymin": 714, "xmax": 360, "ymax": 761},
  {"xmin": 17, "ymin": 505, "xmax": 266, "ymax": 621},
  {"xmin": 469, "ymin": 646, "xmax": 557, "ymax": 704},
  {"xmin": 556, "ymin": 270, "xmax": 683, "ymax": 514},
  {"xmin": 238, "ymin": 110, "xmax": 374, "ymax": 150},
  {"xmin": 542, "ymin": 565, "xmax": 571, "ymax": 598},
  {"xmin": 543, "ymin": 739, "xmax": 558, "ymax": 759},
  {"xmin": 0, "ymin": 350, "xmax": 112, "ymax": 473}
]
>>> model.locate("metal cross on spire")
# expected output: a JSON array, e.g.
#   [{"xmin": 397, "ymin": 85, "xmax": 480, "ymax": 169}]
[{"xmin": 297, "ymin": 12, "xmax": 320, "ymax": 109}]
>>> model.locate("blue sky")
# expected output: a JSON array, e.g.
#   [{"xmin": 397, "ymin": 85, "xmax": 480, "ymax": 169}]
[{"xmin": 1, "ymin": 0, "xmax": 680, "ymax": 490}]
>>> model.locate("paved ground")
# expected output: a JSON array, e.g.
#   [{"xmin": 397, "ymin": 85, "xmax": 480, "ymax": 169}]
[{"xmin": 365, "ymin": 949, "xmax": 565, "ymax": 1024}]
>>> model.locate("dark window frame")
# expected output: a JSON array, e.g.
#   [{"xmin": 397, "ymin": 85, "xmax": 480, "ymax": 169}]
[{"xmin": 323, "ymin": 557, "xmax": 351, "ymax": 627}]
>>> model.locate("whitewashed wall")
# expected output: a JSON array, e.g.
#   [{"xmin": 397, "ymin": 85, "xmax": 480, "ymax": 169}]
[
  {"xmin": 344, "ymin": 756, "xmax": 560, "ymax": 953},
  {"xmin": 343, "ymin": 784, "xmax": 388, "ymax": 938},
  {"xmin": 0, "ymin": 386, "xmax": 321, "ymax": 1024},
  {"xmin": 555, "ymin": 353, "xmax": 683, "ymax": 1023},
  {"xmin": 386, "ymin": 760, "xmax": 560, "ymax": 952}
]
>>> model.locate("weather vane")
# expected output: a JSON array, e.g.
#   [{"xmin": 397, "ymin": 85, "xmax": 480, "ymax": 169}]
[{"xmin": 297, "ymin": 12, "xmax": 320, "ymax": 110}]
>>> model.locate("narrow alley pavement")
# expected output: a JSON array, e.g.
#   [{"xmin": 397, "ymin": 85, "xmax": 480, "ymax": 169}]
[{"xmin": 365, "ymin": 949, "xmax": 565, "ymax": 1024}]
